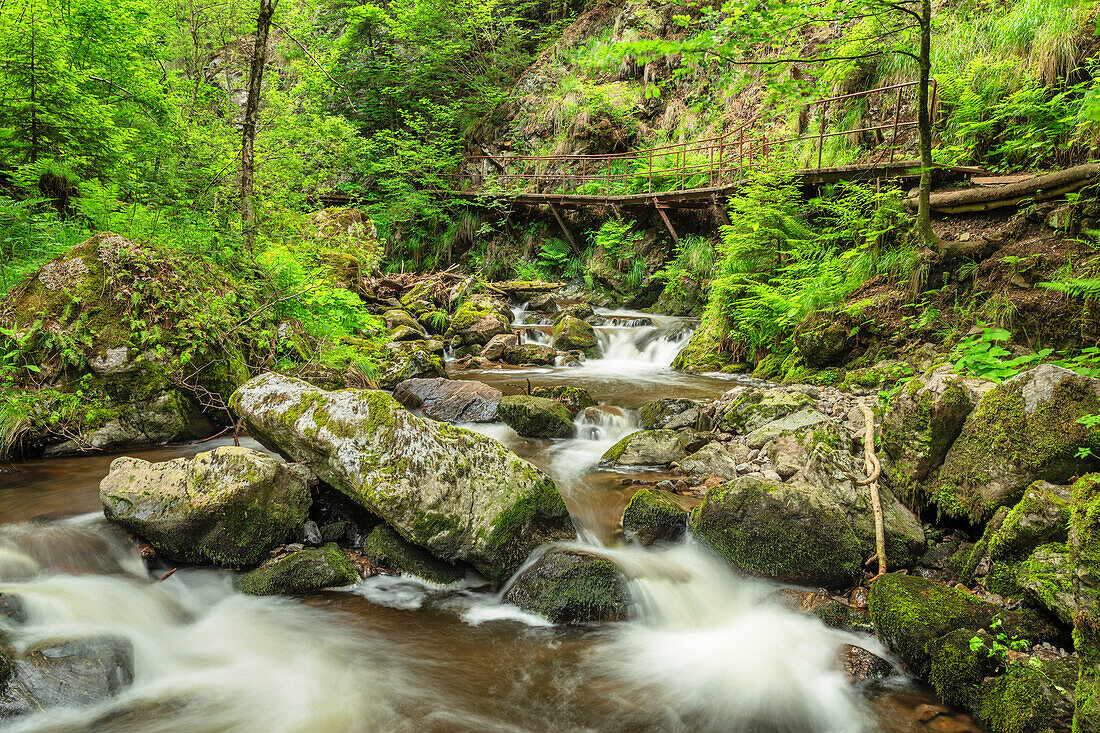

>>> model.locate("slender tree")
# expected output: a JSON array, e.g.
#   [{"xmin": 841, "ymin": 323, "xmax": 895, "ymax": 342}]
[{"xmin": 241, "ymin": 0, "xmax": 278, "ymax": 250}]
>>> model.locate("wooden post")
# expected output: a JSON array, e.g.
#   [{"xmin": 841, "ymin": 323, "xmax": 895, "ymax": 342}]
[
  {"xmin": 648, "ymin": 147, "xmax": 654, "ymax": 193},
  {"xmin": 889, "ymin": 86, "xmax": 904, "ymax": 164},
  {"xmin": 549, "ymin": 203, "xmax": 581, "ymax": 257},
  {"xmin": 654, "ymin": 197, "xmax": 679, "ymax": 247},
  {"xmin": 817, "ymin": 100, "xmax": 829, "ymax": 171}
]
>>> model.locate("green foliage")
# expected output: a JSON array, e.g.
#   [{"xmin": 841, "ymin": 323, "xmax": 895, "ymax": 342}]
[
  {"xmin": 969, "ymin": 617, "xmax": 1031, "ymax": 668},
  {"xmin": 952, "ymin": 327, "xmax": 1052, "ymax": 382}
]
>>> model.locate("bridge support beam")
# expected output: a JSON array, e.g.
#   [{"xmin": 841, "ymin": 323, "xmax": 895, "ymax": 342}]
[
  {"xmin": 654, "ymin": 198, "xmax": 679, "ymax": 247},
  {"xmin": 548, "ymin": 203, "xmax": 581, "ymax": 257}
]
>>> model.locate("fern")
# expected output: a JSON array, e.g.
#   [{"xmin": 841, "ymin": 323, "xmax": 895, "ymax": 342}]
[{"xmin": 1037, "ymin": 278, "xmax": 1100, "ymax": 300}]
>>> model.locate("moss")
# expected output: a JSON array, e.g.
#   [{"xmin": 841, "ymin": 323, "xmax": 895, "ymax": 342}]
[
  {"xmin": 976, "ymin": 659, "xmax": 1076, "ymax": 733},
  {"xmin": 1015, "ymin": 543, "xmax": 1075, "ymax": 625},
  {"xmin": 530, "ymin": 386, "xmax": 596, "ymax": 414},
  {"xmin": 235, "ymin": 543, "xmax": 359, "ymax": 596},
  {"xmin": 868, "ymin": 573, "xmax": 996, "ymax": 676},
  {"xmin": 670, "ymin": 321, "xmax": 737, "ymax": 373},
  {"xmin": 989, "ymin": 482, "xmax": 1071, "ymax": 562},
  {"xmin": 927, "ymin": 628, "xmax": 996, "ymax": 710},
  {"xmin": 361, "ymin": 524, "xmax": 464, "ymax": 584},
  {"xmin": 621, "ymin": 488, "xmax": 688, "ymax": 546},
  {"xmin": 934, "ymin": 373, "xmax": 1100, "ymax": 523},
  {"xmin": 689, "ymin": 476, "xmax": 863, "ymax": 588},
  {"xmin": 551, "ymin": 315, "xmax": 600, "ymax": 358},
  {"xmin": 638, "ymin": 398, "xmax": 697, "ymax": 429},
  {"xmin": 484, "ymin": 478, "xmax": 572, "ymax": 582},
  {"xmin": 497, "ymin": 395, "xmax": 576, "ymax": 438},
  {"xmin": 1072, "ymin": 474, "xmax": 1100, "ymax": 732},
  {"xmin": 503, "ymin": 549, "xmax": 630, "ymax": 623}
]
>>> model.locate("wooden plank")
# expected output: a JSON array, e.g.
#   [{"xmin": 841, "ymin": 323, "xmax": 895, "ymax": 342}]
[
  {"xmin": 548, "ymin": 203, "xmax": 581, "ymax": 257},
  {"xmin": 654, "ymin": 198, "xmax": 680, "ymax": 247}
]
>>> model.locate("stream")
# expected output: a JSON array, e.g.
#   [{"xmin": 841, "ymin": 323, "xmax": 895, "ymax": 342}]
[{"xmin": 0, "ymin": 310, "xmax": 968, "ymax": 732}]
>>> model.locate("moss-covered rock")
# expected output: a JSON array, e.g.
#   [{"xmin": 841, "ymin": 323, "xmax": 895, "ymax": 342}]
[
  {"xmin": 770, "ymin": 588, "xmax": 875, "ymax": 635},
  {"xmin": 621, "ymin": 488, "xmax": 688, "ymax": 546},
  {"xmin": 793, "ymin": 311, "xmax": 860, "ymax": 367},
  {"xmin": 498, "ymin": 395, "xmax": 576, "ymax": 438},
  {"xmin": 927, "ymin": 628, "xmax": 997, "ymax": 711},
  {"xmin": 976, "ymin": 656, "xmax": 1078, "ymax": 733},
  {"xmin": 989, "ymin": 481, "xmax": 1072, "ymax": 562},
  {"xmin": 231, "ymin": 374, "xmax": 573, "ymax": 581},
  {"xmin": 868, "ymin": 573, "xmax": 997, "ymax": 676},
  {"xmin": 716, "ymin": 388, "xmax": 816, "ymax": 435},
  {"xmin": 445, "ymin": 294, "xmax": 513, "ymax": 345},
  {"xmin": 1072, "ymin": 473, "xmax": 1100, "ymax": 732},
  {"xmin": 375, "ymin": 341, "xmax": 446, "ymax": 389},
  {"xmin": 529, "ymin": 386, "xmax": 596, "ymax": 414},
  {"xmin": 601, "ymin": 429, "xmax": 688, "ymax": 466},
  {"xmin": 1017, "ymin": 543, "xmax": 1076, "ymax": 626},
  {"xmin": 502, "ymin": 548, "xmax": 630, "ymax": 623},
  {"xmin": 383, "ymin": 309, "xmax": 426, "ymax": 335},
  {"xmin": 100, "ymin": 446, "xmax": 313, "ymax": 567},
  {"xmin": 881, "ymin": 366, "xmax": 991, "ymax": 513},
  {"xmin": 549, "ymin": 303, "xmax": 594, "ymax": 324},
  {"xmin": 933, "ymin": 365, "xmax": 1100, "ymax": 524},
  {"xmin": 551, "ymin": 315, "xmax": 600, "ymax": 358},
  {"xmin": 502, "ymin": 343, "xmax": 557, "ymax": 366},
  {"xmin": 361, "ymin": 524, "xmax": 465, "ymax": 584},
  {"xmin": 679, "ymin": 442, "xmax": 741, "ymax": 480},
  {"xmin": 670, "ymin": 322, "xmax": 739, "ymax": 373},
  {"xmin": 638, "ymin": 398, "xmax": 697, "ymax": 430},
  {"xmin": 690, "ymin": 475, "xmax": 863, "ymax": 588},
  {"xmin": 235, "ymin": 543, "xmax": 359, "ymax": 595}
]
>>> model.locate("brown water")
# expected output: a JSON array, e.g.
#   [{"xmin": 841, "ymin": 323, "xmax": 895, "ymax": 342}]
[{"xmin": 0, "ymin": 312, "xmax": 982, "ymax": 733}]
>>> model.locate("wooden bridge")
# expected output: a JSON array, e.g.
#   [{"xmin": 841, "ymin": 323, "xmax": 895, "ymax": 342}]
[{"xmin": 442, "ymin": 80, "xmax": 980, "ymax": 245}]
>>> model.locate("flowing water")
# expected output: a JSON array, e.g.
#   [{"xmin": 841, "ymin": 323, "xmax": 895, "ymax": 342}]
[{"xmin": 0, "ymin": 309, "xmax": 969, "ymax": 732}]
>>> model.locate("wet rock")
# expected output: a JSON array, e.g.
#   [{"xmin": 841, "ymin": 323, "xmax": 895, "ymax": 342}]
[
  {"xmin": 361, "ymin": 524, "xmax": 465, "ymax": 585},
  {"xmin": 837, "ymin": 644, "xmax": 893, "ymax": 683},
  {"xmin": 231, "ymin": 374, "xmax": 572, "ymax": 581},
  {"xmin": 503, "ymin": 343, "xmax": 557, "ymax": 366},
  {"xmin": 933, "ymin": 364, "xmax": 1100, "ymax": 523},
  {"xmin": 235, "ymin": 543, "xmax": 359, "ymax": 596},
  {"xmin": 987, "ymin": 481, "xmax": 1071, "ymax": 561},
  {"xmin": 550, "ymin": 303, "xmax": 594, "ymax": 323},
  {"xmin": 638, "ymin": 398, "xmax": 697, "ymax": 430},
  {"xmin": 376, "ymin": 341, "xmax": 446, "ymax": 389},
  {"xmin": 503, "ymin": 549, "xmax": 630, "ymax": 623},
  {"xmin": 100, "ymin": 446, "xmax": 313, "ymax": 567},
  {"xmin": 498, "ymin": 395, "xmax": 576, "ymax": 438},
  {"xmin": 690, "ymin": 475, "xmax": 863, "ymax": 588},
  {"xmin": 1016, "ymin": 543, "xmax": 1076, "ymax": 625},
  {"xmin": 771, "ymin": 588, "xmax": 874, "ymax": 634},
  {"xmin": 715, "ymin": 388, "xmax": 816, "ymax": 435},
  {"xmin": 526, "ymin": 293, "xmax": 558, "ymax": 313},
  {"xmin": 297, "ymin": 520, "xmax": 322, "ymax": 546},
  {"xmin": 971, "ymin": 655, "xmax": 1078, "ymax": 733},
  {"xmin": 621, "ymin": 488, "xmax": 688, "ymax": 546},
  {"xmin": 601, "ymin": 429, "xmax": 688, "ymax": 466},
  {"xmin": 394, "ymin": 377, "xmax": 503, "ymax": 423},
  {"xmin": 445, "ymin": 294, "xmax": 513, "ymax": 345},
  {"xmin": 1071, "ymin": 473, "xmax": 1100, "ymax": 732},
  {"xmin": 530, "ymin": 386, "xmax": 596, "ymax": 414},
  {"xmin": 0, "ymin": 595, "xmax": 24, "ymax": 624},
  {"xmin": 679, "ymin": 442, "xmax": 740, "ymax": 480},
  {"xmin": 551, "ymin": 315, "xmax": 600, "ymax": 358},
  {"xmin": 880, "ymin": 366, "xmax": 991, "ymax": 512},
  {"xmin": 0, "ymin": 636, "xmax": 133, "ymax": 717},
  {"xmin": 480, "ymin": 332, "xmax": 519, "ymax": 362}
]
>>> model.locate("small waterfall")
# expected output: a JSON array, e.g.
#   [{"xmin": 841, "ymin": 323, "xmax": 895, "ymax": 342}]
[{"xmin": 587, "ymin": 311, "xmax": 693, "ymax": 368}]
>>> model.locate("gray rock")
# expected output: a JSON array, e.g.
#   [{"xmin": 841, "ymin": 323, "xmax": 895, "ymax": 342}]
[
  {"xmin": 745, "ymin": 408, "xmax": 830, "ymax": 449},
  {"xmin": 679, "ymin": 442, "xmax": 740, "ymax": 480},
  {"xmin": 0, "ymin": 637, "xmax": 133, "ymax": 717},
  {"xmin": 393, "ymin": 378, "xmax": 502, "ymax": 423},
  {"xmin": 602, "ymin": 429, "xmax": 689, "ymax": 466},
  {"xmin": 503, "ymin": 549, "xmax": 630, "ymax": 623},
  {"xmin": 481, "ymin": 333, "xmax": 519, "ymax": 361}
]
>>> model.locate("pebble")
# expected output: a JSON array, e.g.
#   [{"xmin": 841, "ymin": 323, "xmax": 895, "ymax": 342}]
[{"xmin": 762, "ymin": 470, "xmax": 782, "ymax": 482}]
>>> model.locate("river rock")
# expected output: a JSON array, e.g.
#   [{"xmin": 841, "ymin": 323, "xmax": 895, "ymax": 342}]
[
  {"xmin": 745, "ymin": 408, "xmax": 831, "ymax": 449},
  {"xmin": 551, "ymin": 315, "xmax": 600, "ymax": 358},
  {"xmin": 0, "ymin": 636, "xmax": 133, "ymax": 717},
  {"xmin": 526, "ymin": 293, "xmax": 558, "ymax": 313},
  {"xmin": 679, "ymin": 442, "xmax": 741, "ymax": 480},
  {"xmin": 376, "ymin": 341, "xmax": 446, "ymax": 389},
  {"xmin": 602, "ymin": 429, "xmax": 688, "ymax": 466},
  {"xmin": 690, "ymin": 475, "xmax": 863, "ymax": 587},
  {"xmin": 934, "ymin": 364, "xmax": 1100, "ymax": 523},
  {"xmin": 230, "ymin": 374, "xmax": 573, "ymax": 581},
  {"xmin": 1016, "ymin": 543, "xmax": 1076, "ymax": 625},
  {"xmin": 530, "ymin": 386, "xmax": 596, "ymax": 414},
  {"xmin": 235, "ymin": 543, "xmax": 359, "ymax": 596},
  {"xmin": 771, "ymin": 588, "xmax": 874, "ymax": 635},
  {"xmin": 393, "ymin": 378, "xmax": 502, "ymax": 423},
  {"xmin": 362, "ymin": 524, "xmax": 464, "ymax": 584},
  {"xmin": 638, "ymin": 398, "xmax": 697, "ymax": 429},
  {"xmin": 837, "ymin": 644, "xmax": 893, "ymax": 683},
  {"xmin": 551, "ymin": 303, "xmax": 595, "ymax": 323},
  {"xmin": 100, "ymin": 446, "xmax": 313, "ymax": 567},
  {"xmin": 987, "ymin": 481, "xmax": 1071, "ymax": 562},
  {"xmin": 715, "ymin": 387, "xmax": 816, "ymax": 434},
  {"xmin": 445, "ymin": 294, "xmax": 513, "ymax": 345},
  {"xmin": 383, "ymin": 309, "xmax": 427, "ymax": 335},
  {"xmin": 1071, "ymin": 473, "xmax": 1100, "ymax": 732},
  {"xmin": 503, "ymin": 344, "xmax": 557, "ymax": 366},
  {"xmin": 621, "ymin": 488, "xmax": 688, "ymax": 546},
  {"xmin": 480, "ymin": 332, "xmax": 519, "ymax": 361},
  {"xmin": 498, "ymin": 395, "xmax": 576, "ymax": 438},
  {"xmin": 880, "ymin": 366, "xmax": 992, "ymax": 511},
  {"xmin": 503, "ymin": 548, "xmax": 630, "ymax": 623}
]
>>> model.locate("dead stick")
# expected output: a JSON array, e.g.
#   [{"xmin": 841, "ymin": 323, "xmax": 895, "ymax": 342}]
[
  {"xmin": 157, "ymin": 568, "xmax": 178, "ymax": 582},
  {"xmin": 853, "ymin": 403, "xmax": 887, "ymax": 577}
]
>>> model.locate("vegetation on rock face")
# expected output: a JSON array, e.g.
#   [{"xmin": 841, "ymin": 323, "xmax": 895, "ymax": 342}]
[
  {"xmin": 497, "ymin": 395, "xmax": 577, "ymax": 439},
  {"xmin": 621, "ymin": 488, "xmax": 688, "ymax": 546},
  {"xmin": 235, "ymin": 544, "xmax": 359, "ymax": 596},
  {"xmin": 502, "ymin": 548, "xmax": 631, "ymax": 623}
]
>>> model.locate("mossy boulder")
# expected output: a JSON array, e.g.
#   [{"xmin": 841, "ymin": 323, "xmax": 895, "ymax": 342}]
[
  {"xmin": 235, "ymin": 543, "xmax": 359, "ymax": 595},
  {"xmin": 881, "ymin": 366, "xmax": 992, "ymax": 512},
  {"xmin": 361, "ymin": 524, "xmax": 465, "ymax": 584},
  {"xmin": 498, "ymin": 395, "xmax": 576, "ymax": 438},
  {"xmin": 933, "ymin": 365, "xmax": 1100, "ymax": 524},
  {"xmin": 689, "ymin": 475, "xmax": 863, "ymax": 588},
  {"xmin": 976, "ymin": 656, "xmax": 1078, "ymax": 733},
  {"xmin": 679, "ymin": 442, "xmax": 741, "ymax": 480},
  {"xmin": 230, "ymin": 374, "xmax": 573, "ymax": 581},
  {"xmin": 502, "ymin": 343, "xmax": 557, "ymax": 366},
  {"xmin": 745, "ymin": 408, "xmax": 831, "ymax": 449},
  {"xmin": 99, "ymin": 446, "xmax": 313, "ymax": 567},
  {"xmin": 793, "ymin": 311, "xmax": 860, "ymax": 367},
  {"xmin": 989, "ymin": 481, "xmax": 1072, "ymax": 562},
  {"xmin": 868, "ymin": 574, "xmax": 997, "ymax": 676},
  {"xmin": 670, "ymin": 323, "xmax": 738, "ymax": 373},
  {"xmin": 716, "ymin": 388, "xmax": 816, "ymax": 435},
  {"xmin": 1017, "ymin": 543, "xmax": 1076, "ymax": 625},
  {"xmin": 502, "ymin": 548, "xmax": 630, "ymax": 623},
  {"xmin": 550, "ymin": 303, "xmax": 594, "ymax": 323},
  {"xmin": 551, "ymin": 315, "xmax": 600, "ymax": 358},
  {"xmin": 638, "ymin": 398, "xmax": 710, "ymax": 431},
  {"xmin": 1071, "ymin": 473, "xmax": 1100, "ymax": 732},
  {"xmin": 445, "ymin": 294, "xmax": 513, "ymax": 345},
  {"xmin": 927, "ymin": 627, "xmax": 998, "ymax": 711},
  {"xmin": 621, "ymin": 488, "xmax": 688, "ymax": 546},
  {"xmin": 375, "ymin": 341, "xmax": 446, "ymax": 389},
  {"xmin": 393, "ymin": 378, "xmax": 502, "ymax": 423},
  {"xmin": 383, "ymin": 309, "xmax": 426, "ymax": 335},
  {"xmin": 601, "ymin": 429, "xmax": 688, "ymax": 466},
  {"xmin": 530, "ymin": 386, "xmax": 596, "ymax": 414}
]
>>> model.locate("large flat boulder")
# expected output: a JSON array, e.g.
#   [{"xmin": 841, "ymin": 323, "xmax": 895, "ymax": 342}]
[
  {"xmin": 0, "ymin": 636, "xmax": 133, "ymax": 717},
  {"xmin": 100, "ymin": 446, "xmax": 313, "ymax": 567},
  {"xmin": 230, "ymin": 374, "xmax": 573, "ymax": 580},
  {"xmin": 393, "ymin": 378, "xmax": 502, "ymax": 423},
  {"xmin": 601, "ymin": 429, "xmax": 688, "ymax": 466}
]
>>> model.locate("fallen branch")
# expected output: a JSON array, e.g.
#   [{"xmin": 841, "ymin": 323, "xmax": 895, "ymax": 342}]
[{"xmin": 911, "ymin": 163, "xmax": 1100, "ymax": 214}]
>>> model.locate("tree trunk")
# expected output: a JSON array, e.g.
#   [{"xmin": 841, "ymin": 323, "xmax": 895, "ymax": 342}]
[
  {"xmin": 915, "ymin": 0, "xmax": 935, "ymax": 248},
  {"xmin": 241, "ymin": 0, "xmax": 278, "ymax": 251}
]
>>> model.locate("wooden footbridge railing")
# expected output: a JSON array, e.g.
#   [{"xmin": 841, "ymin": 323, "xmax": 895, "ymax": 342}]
[{"xmin": 447, "ymin": 79, "xmax": 940, "ymax": 207}]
